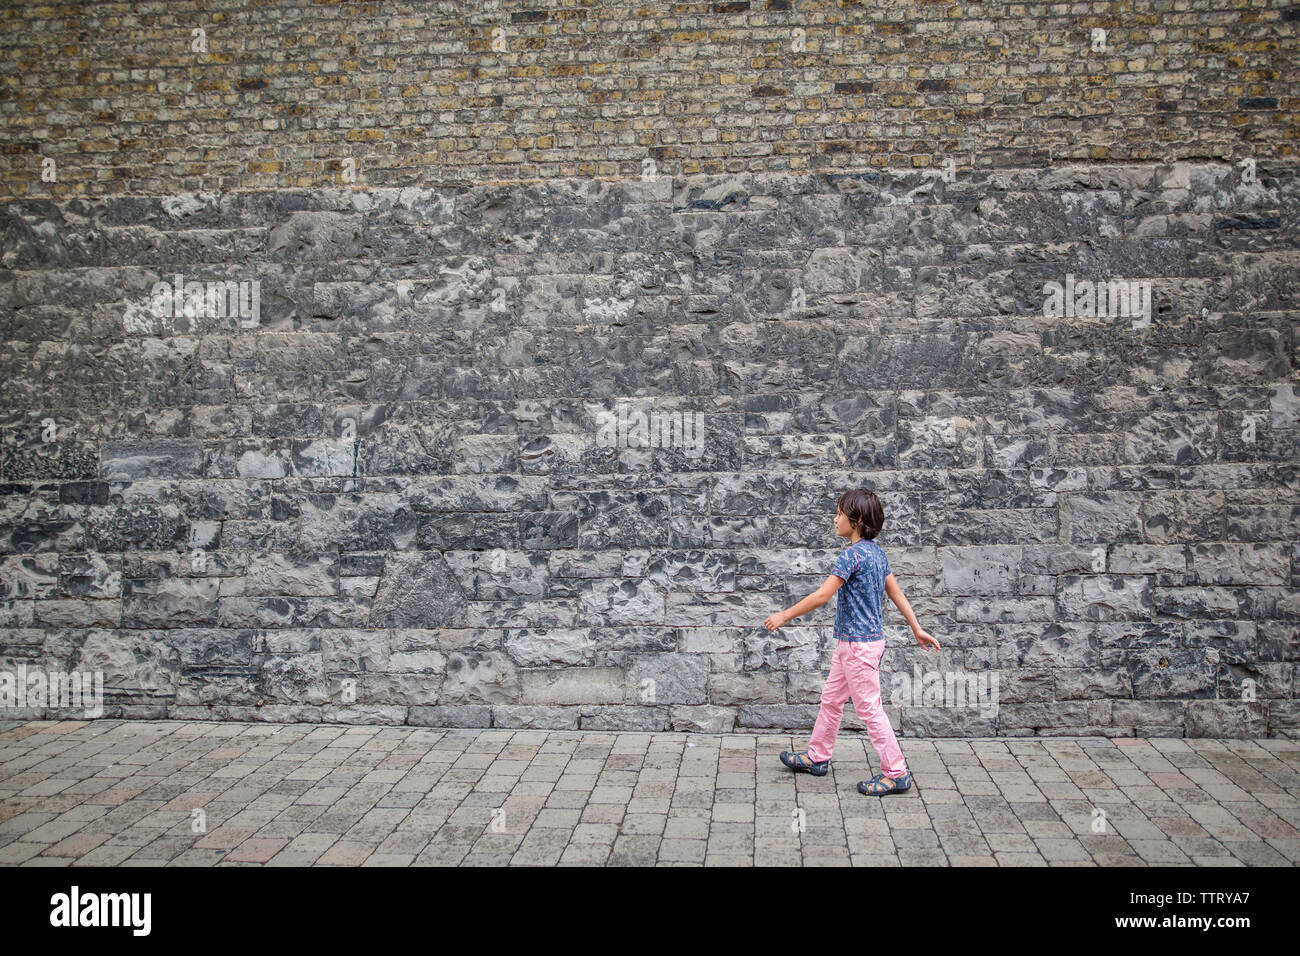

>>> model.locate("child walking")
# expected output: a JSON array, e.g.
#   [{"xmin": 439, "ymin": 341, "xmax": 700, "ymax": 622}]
[{"xmin": 764, "ymin": 489, "xmax": 940, "ymax": 795}]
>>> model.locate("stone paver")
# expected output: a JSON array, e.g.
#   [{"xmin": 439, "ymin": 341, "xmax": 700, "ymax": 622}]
[{"xmin": 0, "ymin": 720, "xmax": 1296, "ymax": 866}]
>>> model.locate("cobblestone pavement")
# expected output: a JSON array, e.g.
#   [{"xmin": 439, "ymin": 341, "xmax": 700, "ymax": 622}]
[{"xmin": 0, "ymin": 720, "xmax": 1297, "ymax": 866}]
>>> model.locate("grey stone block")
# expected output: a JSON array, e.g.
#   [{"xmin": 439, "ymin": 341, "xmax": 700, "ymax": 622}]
[
  {"xmin": 407, "ymin": 705, "xmax": 492, "ymax": 728},
  {"xmin": 369, "ymin": 551, "xmax": 468, "ymax": 627},
  {"xmin": 492, "ymin": 705, "xmax": 579, "ymax": 730},
  {"xmin": 520, "ymin": 666, "xmax": 625, "ymax": 705},
  {"xmin": 1185, "ymin": 701, "xmax": 1269, "ymax": 737},
  {"xmin": 736, "ymin": 705, "xmax": 820, "ymax": 729},
  {"xmin": 626, "ymin": 653, "xmax": 709, "ymax": 705},
  {"xmin": 578, "ymin": 706, "xmax": 671, "ymax": 731},
  {"xmin": 504, "ymin": 628, "xmax": 595, "ymax": 666},
  {"xmin": 669, "ymin": 706, "xmax": 737, "ymax": 733}
]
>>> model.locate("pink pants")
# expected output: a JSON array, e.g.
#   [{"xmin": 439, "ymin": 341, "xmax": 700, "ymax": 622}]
[{"xmin": 807, "ymin": 638, "xmax": 908, "ymax": 776}]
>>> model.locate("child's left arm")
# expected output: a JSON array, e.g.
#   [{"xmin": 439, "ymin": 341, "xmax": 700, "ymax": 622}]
[{"xmin": 884, "ymin": 572, "xmax": 940, "ymax": 650}]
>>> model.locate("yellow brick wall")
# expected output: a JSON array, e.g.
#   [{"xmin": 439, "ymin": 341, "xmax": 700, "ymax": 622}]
[{"xmin": 0, "ymin": 0, "xmax": 1295, "ymax": 197}]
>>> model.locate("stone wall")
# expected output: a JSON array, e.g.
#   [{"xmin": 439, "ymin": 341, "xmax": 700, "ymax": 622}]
[
  {"xmin": 1, "ymin": 1, "xmax": 1298, "ymax": 736},
  {"xmin": 2, "ymin": 162, "xmax": 1297, "ymax": 736}
]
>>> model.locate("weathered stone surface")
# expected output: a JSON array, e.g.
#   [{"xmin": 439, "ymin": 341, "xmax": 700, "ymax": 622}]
[
  {"xmin": 1185, "ymin": 701, "xmax": 1269, "ymax": 737},
  {"xmin": 301, "ymin": 492, "xmax": 416, "ymax": 552},
  {"xmin": 1108, "ymin": 545, "xmax": 1187, "ymax": 574},
  {"xmin": 122, "ymin": 577, "xmax": 220, "ymax": 627},
  {"xmin": 321, "ymin": 704, "xmax": 406, "ymax": 725},
  {"xmin": 898, "ymin": 709, "xmax": 998, "ymax": 737},
  {"xmin": 74, "ymin": 628, "xmax": 181, "ymax": 696},
  {"xmin": 1055, "ymin": 575, "xmax": 1153, "ymax": 621},
  {"xmin": 369, "ymin": 551, "xmax": 468, "ymax": 628},
  {"xmin": 999, "ymin": 622, "xmax": 1096, "ymax": 668},
  {"xmin": 100, "ymin": 440, "xmax": 204, "ymax": 480},
  {"xmin": 1184, "ymin": 620, "xmax": 1257, "ymax": 664},
  {"xmin": 995, "ymin": 703, "xmax": 1105, "ymax": 734},
  {"xmin": 1187, "ymin": 543, "xmax": 1289, "ymax": 586},
  {"xmin": 669, "ymin": 705, "xmax": 736, "ymax": 733},
  {"xmin": 709, "ymin": 671, "xmax": 785, "ymax": 707},
  {"xmin": 742, "ymin": 628, "xmax": 821, "ymax": 672},
  {"xmin": 1126, "ymin": 649, "xmax": 1218, "ymax": 699},
  {"xmin": 259, "ymin": 651, "xmax": 328, "ymax": 704},
  {"xmin": 34, "ymin": 599, "xmax": 119, "ymax": 627},
  {"xmin": 221, "ymin": 552, "xmax": 339, "ymax": 596},
  {"xmin": 1066, "ymin": 494, "xmax": 1143, "ymax": 544},
  {"xmin": 408, "ymin": 704, "xmax": 492, "ymax": 727},
  {"xmin": 440, "ymin": 651, "xmax": 519, "ymax": 704},
  {"xmin": 4, "ymin": 162, "xmax": 1296, "ymax": 737},
  {"xmin": 520, "ymin": 666, "xmax": 624, "ymax": 706},
  {"xmin": 579, "ymin": 579, "xmax": 665, "ymax": 625},
  {"xmin": 444, "ymin": 550, "xmax": 548, "ymax": 599},
  {"xmin": 939, "ymin": 547, "xmax": 1021, "ymax": 595},
  {"xmin": 492, "ymin": 705, "xmax": 579, "ymax": 730},
  {"xmin": 504, "ymin": 628, "xmax": 595, "ymax": 666},
  {"xmin": 1053, "ymin": 668, "xmax": 1133, "ymax": 700},
  {"xmin": 350, "ymin": 673, "xmax": 441, "ymax": 706},
  {"xmin": 1153, "ymin": 587, "xmax": 1240, "ymax": 618},
  {"xmin": 578, "ymin": 706, "xmax": 670, "ymax": 731},
  {"xmin": 1110, "ymin": 701, "xmax": 1187, "ymax": 736},
  {"xmin": 626, "ymin": 653, "xmax": 709, "ymax": 705},
  {"xmin": 0, "ymin": 554, "xmax": 60, "ymax": 599},
  {"xmin": 737, "ymin": 704, "xmax": 820, "ymax": 729}
]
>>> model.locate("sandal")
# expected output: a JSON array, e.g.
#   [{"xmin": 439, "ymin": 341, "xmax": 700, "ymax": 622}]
[
  {"xmin": 858, "ymin": 771, "xmax": 913, "ymax": 795},
  {"xmin": 780, "ymin": 750, "xmax": 829, "ymax": 776}
]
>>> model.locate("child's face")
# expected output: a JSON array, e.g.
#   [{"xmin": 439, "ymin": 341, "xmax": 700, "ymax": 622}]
[{"xmin": 834, "ymin": 507, "xmax": 852, "ymax": 538}]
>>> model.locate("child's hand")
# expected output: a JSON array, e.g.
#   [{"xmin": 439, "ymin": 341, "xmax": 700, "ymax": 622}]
[
  {"xmin": 915, "ymin": 629, "xmax": 940, "ymax": 651},
  {"xmin": 764, "ymin": 611, "xmax": 789, "ymax": 632}
]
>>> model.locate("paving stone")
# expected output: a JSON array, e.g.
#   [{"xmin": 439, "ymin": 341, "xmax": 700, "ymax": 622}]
[
  {"xmin": 658, "ymin": 838, "xmax": 707, "ymax": 863},
  {"xmin": 226, "ymin": 837, "xmax": 290, "ymax": 863},
  {"xmin": 0, "ymin": 723, "xmax": 1294, "ymax": 868},
  {"xmin": 317, "ymin": 840, "xmax": 375, "ymax": 866},
  {"xmin": 665, "ymin": 816, "xmax": 711, "ymax": 840},
  {"xmin": 559, "ymin": 843, "xmax": 611, "ymax": 865}
]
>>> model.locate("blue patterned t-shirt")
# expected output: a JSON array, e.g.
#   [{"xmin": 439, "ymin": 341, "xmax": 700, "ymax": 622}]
[{"xmin": 829, "ymin": 539, "xmax": 891, "ymax": 641}]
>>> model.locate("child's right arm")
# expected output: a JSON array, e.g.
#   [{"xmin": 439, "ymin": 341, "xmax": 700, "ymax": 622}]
[
  {"xmin": 764, "ymin": 575, "xmax": 844, "ymax": 632},
  {"xmin": 884, "ymin": 573, "xmax": 940, "ymax": 650}
]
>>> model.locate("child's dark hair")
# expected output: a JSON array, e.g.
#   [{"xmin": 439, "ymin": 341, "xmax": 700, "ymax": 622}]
[{"xmin": 837, "ymin": 488, "xmax": 885, "ymax": 540}]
